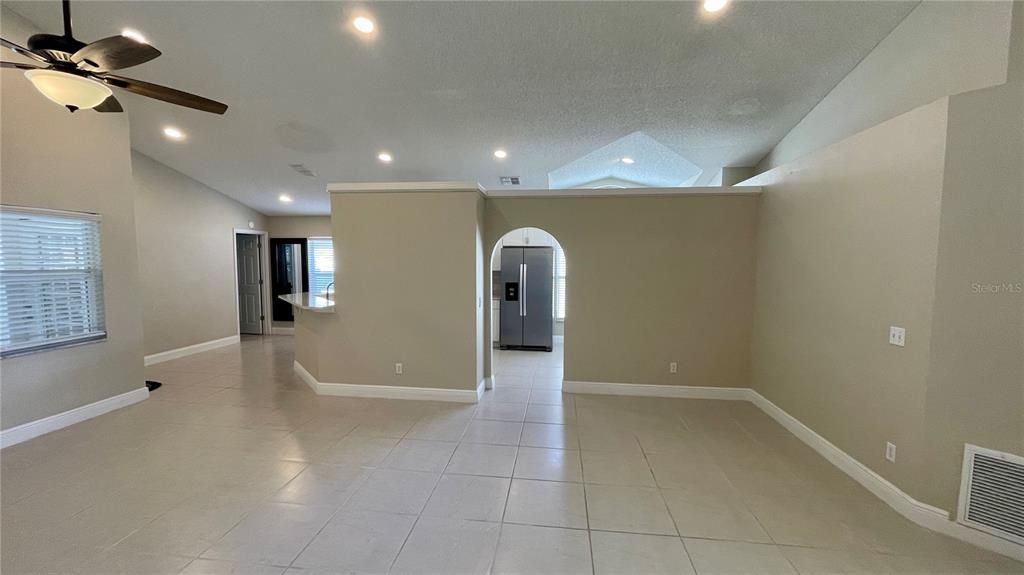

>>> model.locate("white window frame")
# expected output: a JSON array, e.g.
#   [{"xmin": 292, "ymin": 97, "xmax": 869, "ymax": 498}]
[
  {"xmin": 0, "ymin": 205, "xmax": 106, "ymax": 358},
  {"xmin": 307, "ymin": 236, "xmax": 335, "ymax": 297}
]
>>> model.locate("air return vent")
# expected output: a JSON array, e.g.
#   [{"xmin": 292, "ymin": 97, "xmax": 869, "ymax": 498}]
[
  {"xmin": 499, "ymin": 176, "xmax": 520, "ymax": 185},
  {"xmin": 957, "ymin": 444, "xmax": 1024, "ymax": 545},
  {"xmin": 289, "ymin": 163, "xmax": 318, "ymax": 178}
]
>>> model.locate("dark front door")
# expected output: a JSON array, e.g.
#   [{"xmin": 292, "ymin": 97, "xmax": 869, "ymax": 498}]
[{"xmin": 270, "ymin": 238, "xmax": 308, "ymax": 323}]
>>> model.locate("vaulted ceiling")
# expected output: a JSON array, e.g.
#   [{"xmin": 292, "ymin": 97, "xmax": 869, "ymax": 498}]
[{"xmin": 5, "ymin": 1, "xmax": 917, "ymax": 214}]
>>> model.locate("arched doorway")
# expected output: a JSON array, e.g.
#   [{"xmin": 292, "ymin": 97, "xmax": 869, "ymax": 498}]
[{"xmin": 486, "ymin": 227, "xmax": 566, "ymax": 393}]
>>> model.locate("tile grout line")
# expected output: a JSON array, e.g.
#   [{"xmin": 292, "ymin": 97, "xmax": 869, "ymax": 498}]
[
  {"xmin": 280, "ymin": 415, "xmax": 377, "ymax": 570},
  {"xmin": 380, "ymin": 418, "xmax": 468, "ymax": 574},
  {"xmin": 721, "ymin": 410, "xmax": 784, "ymax": 548},
  {"xmin": 486, "ymin": 415, "xmax": 523, "ymax": 575},
  {"xmin": 283, "ymin": 468, "xmax": 369, "ymax": 570},
  {"xmin": 571, "ymin": 381, "xmax": 597, "ymax": 574}
]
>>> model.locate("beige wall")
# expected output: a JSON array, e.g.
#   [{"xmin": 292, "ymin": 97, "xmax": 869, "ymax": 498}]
[
  {"xmin": 268, "ymin": 216, "xmax": 332, "ymax": 239},
  {"xmin": 305, "ymin": 190, "xmax": 480, "ymax": 390},
  {"xmin": 133, "ymin": 152, "xmax": 266, "ymax": 355},
  {"xmin": 483, "ymin": 194, "xmax": 759, "ymax": 388},
  {"xmin": 921, "ymin": 2, "xmax": 1024, "ymax": 512},
  {"xmin": 475, "ymin": 195, "xmax": 486, "ymax": 386},
  {"xmin": 0, "ymin": 68, "xmax": 146, "ymax": 429},
  {"xmin": 748, "ymin": 0, "xmax": 1024, "ymax": 516},
  {"xmin": 746, "ymin": 99, "xmax": 949, "ymax": 497},
  {"xmin": 759, "ymin": 0, "xmax": 1014, "ymax": 172}
]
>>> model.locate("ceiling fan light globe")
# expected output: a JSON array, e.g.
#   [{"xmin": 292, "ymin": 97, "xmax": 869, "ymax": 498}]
[{"xmin": 24, "ymin": 69, "xmax": 111, "ymax": 110}]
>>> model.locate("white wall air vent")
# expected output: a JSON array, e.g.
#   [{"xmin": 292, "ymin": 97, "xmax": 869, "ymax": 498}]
[
  {"xmin": 957, "ymin": 444, "xmax": 1024, "ymax": 545},
  {"xmin": 499, "ymin": 176, "xmax": 520, "ymax": 185},
  {"xmin": 289, "ymin": 163, "xmax": 318, "ymax": 178}
]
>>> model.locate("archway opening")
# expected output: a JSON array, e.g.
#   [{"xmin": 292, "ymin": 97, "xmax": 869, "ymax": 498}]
[{"xmin": 487, "ymin": 227, "xmax": 566, "ymax": 392}]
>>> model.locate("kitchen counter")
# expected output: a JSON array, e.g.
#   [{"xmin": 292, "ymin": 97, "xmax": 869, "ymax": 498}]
[{"xmin": 278, "ymin": 292, "xmax": 335, "ymax": 313}]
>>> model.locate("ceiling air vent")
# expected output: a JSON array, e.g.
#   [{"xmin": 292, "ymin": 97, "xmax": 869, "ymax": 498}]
[
  {"xmin": 957, "ymin": 444, "xmax": 1024, "ymax": 545},
  {"xmin": 289, "ymin": 163, "xmax": 318, "ymax": 178},
  {"xmin": 500, "ymin": 176, "xmax": 520, "ymax": 186}
]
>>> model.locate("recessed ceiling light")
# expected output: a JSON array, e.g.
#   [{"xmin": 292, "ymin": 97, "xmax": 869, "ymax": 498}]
[
  {"xmin": 621, "ymin": 157, "xmax": 635, "ymax": 164},
  {"xmin": 493, "ymin": 149, "xmax": 508, "ymax": 159},
  {"xmin": 121, "ymin": 28, "xmax": 147, "ymax": 44},
  {"xmin": 703, "ymin": 0, "xmax": 730, "ymax": 13},
  {"xmin": 352, "ymin": 16, "xmax": 375, "ymax": 34},
  {"xmin": 378, "ymin": 151, "xmax": 393, "ymax": 163},
  {"xmin": 162, "ymin": 126, "xmax": 185, "ymax": 141},
  {"xmin": 279, "ymin": 194, "xmax": 293, "ymax": 203}
]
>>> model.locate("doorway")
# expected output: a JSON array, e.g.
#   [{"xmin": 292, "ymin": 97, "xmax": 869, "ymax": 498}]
[
  {"xmin": 270, "ymin": 238, "xmax": 308, "ymax": 323},
  {"xmin": 489, "ymin": 227, "xmax": 566, "ymax": 389},
  {"xmin": 234, "ymin": 230, "xmax": 269, "ymax": 335}
]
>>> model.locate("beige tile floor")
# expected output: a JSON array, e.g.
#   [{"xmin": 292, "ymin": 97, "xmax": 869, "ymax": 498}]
[{"xmin": 2, "ymin": 336, "xmax": 1021, "ymax": 574}]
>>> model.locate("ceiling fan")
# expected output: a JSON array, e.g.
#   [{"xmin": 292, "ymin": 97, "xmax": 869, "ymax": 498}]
[{"xmin": 1, "ymin": 0, "xmax": 227, "ymax": 114}]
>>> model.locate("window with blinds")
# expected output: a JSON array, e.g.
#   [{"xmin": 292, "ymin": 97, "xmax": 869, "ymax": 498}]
[
  {"xmin": 307, "ymin": 237, "xmax": 335, "ymax": 297},
  {"xmin": 554, "ymin": 245, "xmax": 566, "ymax": 320},
  {"xmin": 0, "ymin": 206, "xmax": 106, "ymax": 358}
]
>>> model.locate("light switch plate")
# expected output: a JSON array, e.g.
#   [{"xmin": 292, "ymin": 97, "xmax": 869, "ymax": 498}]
[
  {"xmin": 889, "ymin": 326, "xmax": 906, "ymax": 347},
  {"xmin": 885, "ymin": 442, "xmax": 897, "ymax": 463},
  {"xmin": 395, "ymin": 362, "xmax": 403, "ymax": 375},
  {"xmin": 669, "ymin": 362, "xmax": 678, "ymax": 374}
]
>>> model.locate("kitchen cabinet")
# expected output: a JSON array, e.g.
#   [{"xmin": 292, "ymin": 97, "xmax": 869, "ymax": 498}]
[
  {"xmin": 502, "ymin": 227, "xmax": 554, "ymax": 247},
  {"xmin": 502, "ymin": 228, "xmax": 527, "ymax": 246},
  {"xmin": 528, "ymin": 228, "xmax": 554, "ymax": 247}
]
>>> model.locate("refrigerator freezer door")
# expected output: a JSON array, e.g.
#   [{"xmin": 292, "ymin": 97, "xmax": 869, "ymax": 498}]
[{"xmin": 500, "ymin": 247, "xmax": 525, "ymax": 347}]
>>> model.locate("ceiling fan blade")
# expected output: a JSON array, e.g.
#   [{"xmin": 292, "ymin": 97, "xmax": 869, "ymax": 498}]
[
  {"xmin": 93, "ymin": 95, "xmax": 123, "ymax": 113},
  {"xmin": 100, "ymin": 74, "xmax": 227, "ymax": 115},
  {"xmin": 72, "ymin": 36, "xmax": 161, "ymax": 71},
  {"xmin": 1, "ymin": 37, "xmax": 50, "ymax": 64},
  {"xmin": 1, "ymin": 61, "xmax": 42, "ymax": 70}
]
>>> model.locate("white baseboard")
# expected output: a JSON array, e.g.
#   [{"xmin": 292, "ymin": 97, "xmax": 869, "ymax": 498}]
[
  {"xmin": 144, "ymin": 335, "xmax": 239, "ymax": 366},
  {"xmin": 293, "ymin": 360, "xmax": 320, "ymax": 393},
  {"xmin": 748, "ymin": 390, "xmax": 1024, "ymax": 562},
  {"xmin": 562, "ymin": 380, "xmax": 750, "ymax": 401},
  {"xmin": 0, "ymin": 387, "xmax": 149, "ymax": 449},
  {"xmin": 294, "ymin": 361, "xmax": 481, "ymax": 403},
  {"xmin": 558, "ymin": 379, "xmax": 1021, "ymax": 560},
  {"xmin": 271, "ymin": 327, "xmax": 295, "ymax": 335}
]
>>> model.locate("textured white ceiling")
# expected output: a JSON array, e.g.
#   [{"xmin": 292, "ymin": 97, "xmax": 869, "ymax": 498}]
[{"xmin": 5, "ymin": 1, "xmax": 916, "ymax": 215}]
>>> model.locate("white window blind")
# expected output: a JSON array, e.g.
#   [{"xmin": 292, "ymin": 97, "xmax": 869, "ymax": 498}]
[
  {"xmin": 554, "ymin": 245, "xmax": 566, "ymax": 320},
  {"xmin": 0, "ymin": 206, "xmax": 106, "ymax": 357},
  {"xmin": 307, "ymin": 237, "xmax": 335, "ymax": 297}
]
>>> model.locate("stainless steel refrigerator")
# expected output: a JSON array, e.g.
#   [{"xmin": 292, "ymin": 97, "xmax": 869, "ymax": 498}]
[{"xmin": 499, "ymin": 246, "xmax": 554, "ymax": 351}]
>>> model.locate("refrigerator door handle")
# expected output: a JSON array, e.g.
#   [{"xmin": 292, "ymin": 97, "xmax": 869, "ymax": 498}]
[
  {"xmin": 522, "ymin": 263, "xmax": 528, "ymax": 317},
  {"xmin": 519, "ymin": 263, "xmax": 526, "ymax": 316}
]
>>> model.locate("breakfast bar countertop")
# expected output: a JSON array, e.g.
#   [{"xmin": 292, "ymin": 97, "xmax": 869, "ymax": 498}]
[{"xmin": 278, "ymin": 292, "xmax": 335, "ymax": 313}]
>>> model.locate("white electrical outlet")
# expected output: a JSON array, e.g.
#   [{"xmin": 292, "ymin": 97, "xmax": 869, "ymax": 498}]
[
  {"xmin": 888, "ymin": 326, "xmax": 906, "ymax": 347},
  {"xmin": 669, "ymin": 362, "xmax": 678, "ymax": 374},
  {"xmin": 885, "ymin": 442, "xmax": 897, "ymax": 463},
  {"xmin": 395, "ymin": 362, "xmax": 403, "ymax": 375}
]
